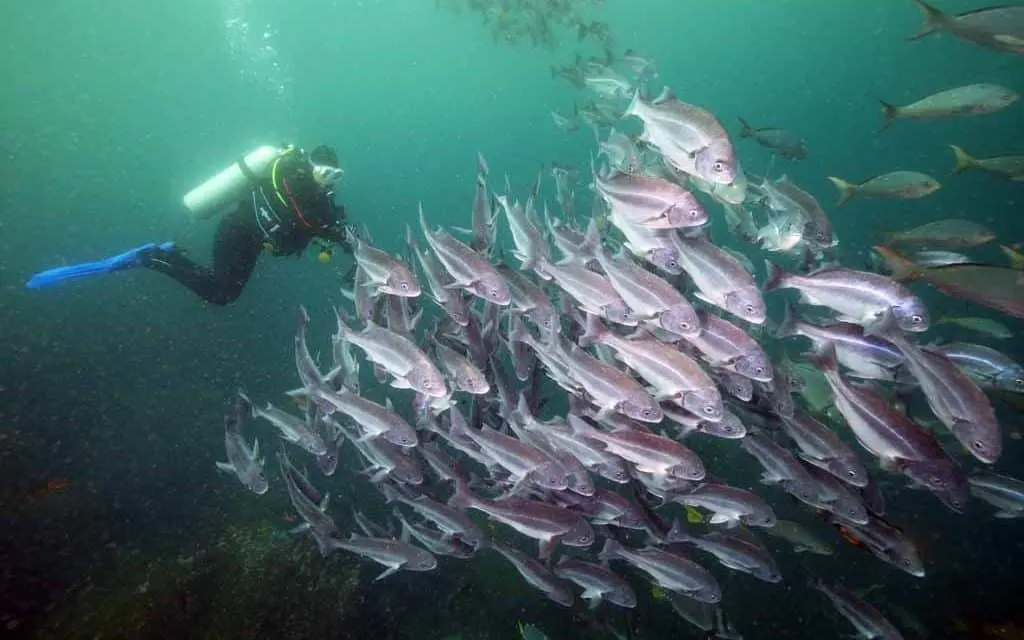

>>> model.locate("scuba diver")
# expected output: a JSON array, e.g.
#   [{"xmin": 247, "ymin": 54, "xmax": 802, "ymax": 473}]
[{"xmin": 26, "ymin": 144, "xmax": 355, "ymax": 305}]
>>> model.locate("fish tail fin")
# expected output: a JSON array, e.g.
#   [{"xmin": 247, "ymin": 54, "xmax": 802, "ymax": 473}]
[
  {"xmin": 574, "ymin": 217, "xmax": 601, "ymax": 263},
  {"xmin": 447, "ymin": 466, "xmax": 475, "ymax": 510},
  {"xmin": 879, "ymin": 101, "xmax": 900, "ymax": 131},
  {"xmin": 417, "ymin": 202, "xmax": 431, "ymax": 238},
  {"xmin": 950, "ymin": 145, "xmax": 976, "ymax": 175},
  {"xmin": 775, "ymin": 300, "xmax": 801, "ymax": 340},
  {"xmin": 738, "ymin": 117, "xmax": 752, "ymax": 138},
  {"xmin": 579, "ymin": 313, "xmax": 607, "ymax": 347},
  {"xmin": 665, "ymin": 518, "xmax": 691, "ymax": 543},
  {"xmin": 598, "ymin": 538, "xmax": 621, "ymax": 563},
  {"xmin": 872, "ymin": 244, "xmax": 923, "ymax": 282},
  {"xmin": 762, "ymin": 259, "xmax": 790, "ymax": 292},
  {"xmin": 907, "ymin": 0, "xmax": 948, "ymax": 40},
  {"xmin": 826, "ymin": 176, "xmax": 855, "ymax": 206}
]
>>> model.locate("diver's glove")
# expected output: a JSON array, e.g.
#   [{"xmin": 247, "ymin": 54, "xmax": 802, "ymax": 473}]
[{"xmin": 26, "ymin": 241, "xmax": 176, "ymax": 290}]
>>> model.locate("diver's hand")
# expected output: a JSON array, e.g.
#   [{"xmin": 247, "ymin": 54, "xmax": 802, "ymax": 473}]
[{"xmin": 340, "ymin": 223, "xmax": 359, "ymax": 250}]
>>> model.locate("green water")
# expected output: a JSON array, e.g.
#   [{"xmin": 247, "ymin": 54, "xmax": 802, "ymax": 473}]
[{"xmin": 2, "ymin": 1, "xmax": 1023, "ymax": 638}]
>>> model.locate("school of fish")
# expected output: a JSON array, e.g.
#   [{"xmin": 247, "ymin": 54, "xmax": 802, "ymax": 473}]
[{"xmin": 215, "ymin": 2, "xmax": 1024, "ymax": 638}]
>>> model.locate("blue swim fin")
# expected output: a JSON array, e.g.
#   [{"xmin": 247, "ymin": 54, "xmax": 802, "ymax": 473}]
[{"xmin": 25, "ymin": 241, "xmax": 175, "ymax": 290}]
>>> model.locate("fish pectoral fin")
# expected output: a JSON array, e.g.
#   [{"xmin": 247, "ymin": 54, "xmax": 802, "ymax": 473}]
[
  {"xmin": 580, "ymin": 588, "xmax": 603, "ymax": 608},
  {"xmin": 693, "ymin": 291, "xmax": 715, "ymax": 306},
  {"xmin": 375, "ymin": 565, "xmax": 401, "ymax": 581},
  {"xmin": 288, "ymin": 523, "xmax": 311, "ymax": 536},
  {"xmin": 539, "ymin": 537, "xmax": 559, "ymax": 560},
  {"xmin": 863, "ymin": 309, "xmax": 896, "ymax": 337},
  {"xmin": 390, "ymin": 377, "xmax": 412, "ymax": 390}
]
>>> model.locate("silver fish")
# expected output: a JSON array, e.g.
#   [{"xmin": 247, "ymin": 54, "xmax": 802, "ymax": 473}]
[
  {"xmin": 593, "ymin": 171, "xmax": 708, "ymax": 230},
  {"xmin": 554, "ymin": 557, "xmax": 637, "ymax": 609},
  {"xmin": 593, "ymin": 247, "xmax": 700, "ymax": 338},
  {"xmin": 487, "ymin": 541, "xmax": 574, "ymax": 607},
  {"xmin": 419, "ymin": 204, "xmax": 511, "ymax": 306},
  {"xmin": 936, "ymin": 342, "xmax": 1024, "ymax": 392},
  {"xmin": 625, "ymin": 88, "xmax": 738, "ymax": 186},
  {"xmin": 600, "ymin": 539, "xmax": 722, "ymax": 603},
  {"xmin": 449, "ymin": 475, "xmax": 594, "ymax": 558},
  {"xmin": 333, "ymin": 534, "xmax": 437, "ymax": 581},
  {"xmin": 672, "ymin": 233, "xmax": 766, "ymax": 324},
  {"xmin": 216, "ymin": 394, "xmax": 268, "ymax": 495},
  {"xmin": 969, "ymin": 472, "xmax": 1024, "ymax": 518},
  {"xmin": 672, "ymin": 483, "xmax": 777, "ymax": 528},
  {"xmin": 569, "ymin": 415, "xmax": 705, "ymax": 481},
  {"xmin": 335, "ymin": 312, "xmax": 448, "ymax": 398},
  {"xmin": 765, "ymin": 262, "xmax": 929, "ymax": 335},
  {"xmin": 885, "ymin": 331, "xmax": 1001, "ymax": 464},
  {"xmin": 354, "ymin": 238, "xmax": 421, "ymax": 298},
  {"xmin": 666, "ymin": 523, "xmax": 782, "ymax": 583}
]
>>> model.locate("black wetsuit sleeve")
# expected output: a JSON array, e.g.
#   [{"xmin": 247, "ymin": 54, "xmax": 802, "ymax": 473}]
[
  {"xmin": 145, "ymin": 204, "xmax": 263, "ymax": 305},
  {"xmin": 314, "ymin": 203, "xmax": 356, "ymax": 253}
]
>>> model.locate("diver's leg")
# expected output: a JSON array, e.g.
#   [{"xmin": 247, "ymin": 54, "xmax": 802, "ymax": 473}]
[
  {"xmin": 208, "ymin": 210, "xmax": 263, "ymax": 304},
  {"xmin": 145, "ymin": 211, "xmax": 262, "ymax": 305}
]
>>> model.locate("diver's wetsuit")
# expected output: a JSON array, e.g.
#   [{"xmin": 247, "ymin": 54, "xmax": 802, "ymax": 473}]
[{"xmin": 146, "ymin": 149, "xmax": 351, "ymax": 305}]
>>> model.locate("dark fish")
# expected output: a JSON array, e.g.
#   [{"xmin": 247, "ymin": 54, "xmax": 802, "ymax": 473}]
[{"xmin": 738, "ymin": 117, "xmax": 807, "ymax": 159}]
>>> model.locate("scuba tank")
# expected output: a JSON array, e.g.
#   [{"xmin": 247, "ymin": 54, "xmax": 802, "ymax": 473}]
[{"xmin": 183, "ymin": 145, "xmax": 284, "ymax": 220}]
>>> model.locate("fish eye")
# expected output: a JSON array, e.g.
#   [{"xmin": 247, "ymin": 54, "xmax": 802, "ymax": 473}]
[
  {"xmin": 1016, "ymin": 378, "xmax": 1024, "ymax": 388},
  {"xmin": 689, "ymin": 208, "xmax": 701, "ymax": 218},
  {"xmin": 703, "ymin": 406, "xmax": 714, "ymax": 415},
  {"xmin": 911, "ymin": 314, "xmax": 923, "ymax": 324},
  {"xmin": 713, "ymin": 161, "xmax": 725, "ymax": 173},
  {"xmin": 754, "ymin": 366, "xmax": 766, "ymax": 376},
  {"xmin": 847, "ymin": 470, "xmax": 857, "ymax": 478},
  {"xmin": 903, "ymin": 559, "xmax": 912, "ymax": 568},
  {"xmin": 972, "ymin": 440, "xmax": 987, "ymax": 452},
  {"xmin": 400, "ymin": 282, "xmax": 409, "ymax": 291},
  {"xmin": 745, "ymin": 304, "xmax": 756, "ymax": 315}
]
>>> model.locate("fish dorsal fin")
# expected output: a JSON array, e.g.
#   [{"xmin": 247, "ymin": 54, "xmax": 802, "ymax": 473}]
[{"xmin": 652, "ymin": 86, "xmax": 675, "ymax": 105}]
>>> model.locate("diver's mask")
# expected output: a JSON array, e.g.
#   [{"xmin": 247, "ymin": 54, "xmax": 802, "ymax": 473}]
[{"xmin": 313, "ymin": 164, "xmax": 344, "ymax": 188}]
